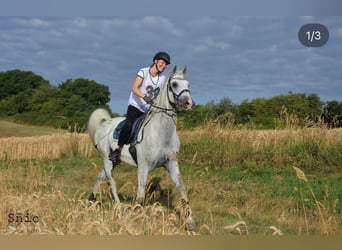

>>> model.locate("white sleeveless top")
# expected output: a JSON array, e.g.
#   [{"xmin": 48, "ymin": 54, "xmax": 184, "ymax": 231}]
[{"xmin": 128, "ymin": 67, "xmax": 167, "ymax": 112}]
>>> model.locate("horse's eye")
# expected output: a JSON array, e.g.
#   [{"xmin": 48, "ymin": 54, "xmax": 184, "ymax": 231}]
[{"xmin": 172, "ymin": 81, "xmax": 178, "ymax": 88}]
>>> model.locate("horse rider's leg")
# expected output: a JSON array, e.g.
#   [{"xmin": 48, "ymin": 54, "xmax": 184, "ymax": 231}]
[
  {"xmin": 167, "ymin": 156, "xmax": 196, "ymax": 231},
  {"xmin": 88, "ymin": 169, "xmax": 106, "ymax": 202},
  {"xmin": 136, "ymin": 164, "xmax": 149, "ymax": 205},
  {"xmin": 103, "ymin": 159, "xmax": 120, "ymax": 203}
]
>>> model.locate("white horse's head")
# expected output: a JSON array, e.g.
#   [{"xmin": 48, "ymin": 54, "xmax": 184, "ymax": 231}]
[{"xmin": 167, "ymin": 65, "xmax": 194, "ymax": 111}]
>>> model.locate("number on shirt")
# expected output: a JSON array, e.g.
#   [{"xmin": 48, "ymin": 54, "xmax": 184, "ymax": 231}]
[{"xmin": 145, "ymin": 85, "xmax": 160, "ymax": 99}]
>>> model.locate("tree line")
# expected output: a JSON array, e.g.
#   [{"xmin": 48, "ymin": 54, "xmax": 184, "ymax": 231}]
[
  {"xmin": 178, "ymin": 94, "xmax": 341, "ymax": 129},
  {"xmin": 0, "ymin": 69, "xmax": 341, "ymax": 130},
  {"xmin": 0, "ymin": 69, "xmax": 113, "ymax": 131}
]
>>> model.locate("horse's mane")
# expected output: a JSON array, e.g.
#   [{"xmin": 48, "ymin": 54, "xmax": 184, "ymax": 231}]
[{"xmin": 153, "ymin": 69, "xmax": 173, "ymax": 108}]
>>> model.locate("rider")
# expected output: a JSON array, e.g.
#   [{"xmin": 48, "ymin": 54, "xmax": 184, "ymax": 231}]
[{"xmin": 109, "ymin": 51, "xmax": 171, "ymax": 165}]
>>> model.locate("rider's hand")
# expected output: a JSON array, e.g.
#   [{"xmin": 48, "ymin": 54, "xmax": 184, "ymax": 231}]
[{"xmin": 143, "ymin": 95, "xmax": 153, "ymax": 104}]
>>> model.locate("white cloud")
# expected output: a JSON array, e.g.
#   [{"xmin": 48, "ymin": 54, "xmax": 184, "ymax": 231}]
[
  {"xmin": 192, "ymin": 36, "xmax": 231, "ymax": 54},
  {"xmin": 57, "ymin": 61, "xmax": 71, "ymax": 73},
  {"xmin": 141, "ymin": 16, "xmax": 183, "ymax": 37},
  {"xmin": 12, "ymin": 17, "xmax": 51, "ymax": 28},
  {"xmin": 73, "ymin": 17, "xmax": 88, "ymax": 28},
  {"xmin": 1, "ymin": 16, "xmax": 341, "ymax": 114}
]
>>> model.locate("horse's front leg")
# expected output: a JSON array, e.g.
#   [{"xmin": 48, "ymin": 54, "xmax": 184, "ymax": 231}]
[
  {"xmin": 136, "ymin": 163, "xmax": 149, "ymax": 205},
  {"xmin": 166, "ymin": 153, "xmax": 195, "ymax": 231}
]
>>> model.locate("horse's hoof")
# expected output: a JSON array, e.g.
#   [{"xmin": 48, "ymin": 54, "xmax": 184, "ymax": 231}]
[
  {"xmin": 135, "ymin": 197, "xmax": 145, "ymax": 206},
  {"xmin": 88, "ymin": 192, "xmax": 96, "ymax": 202},
  {"xmin": 186, "ymin": 218, "xmax": 196, "ymax": 232}
]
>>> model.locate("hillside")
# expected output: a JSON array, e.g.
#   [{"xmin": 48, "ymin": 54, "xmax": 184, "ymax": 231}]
[{"xmin": 0, "ymin": 120, "xmax": 65, "ymax": 138}]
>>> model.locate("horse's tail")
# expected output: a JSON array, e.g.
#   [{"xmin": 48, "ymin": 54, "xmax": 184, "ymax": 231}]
[{"xmin": 87, "ymin": 108, "xmax": 111, "ymax": 145}]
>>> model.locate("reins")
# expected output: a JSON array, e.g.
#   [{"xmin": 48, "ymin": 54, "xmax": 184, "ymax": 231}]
[
  {"xmin": 135, "ymin": 72, "xmax": 189, "ymax": 143},
  {"xmin": 95, "ymin": 70, "xmax": 190, "ymax": 148}
]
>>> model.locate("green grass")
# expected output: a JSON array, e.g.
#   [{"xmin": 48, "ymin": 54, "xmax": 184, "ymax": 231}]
[{"xmin": 0, "ymin": 120, "xmax": 64, "ymax": 138}]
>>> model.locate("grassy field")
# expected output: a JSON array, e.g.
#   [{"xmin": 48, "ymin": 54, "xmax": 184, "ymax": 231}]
[
  {"xmin": 0, "ymin": 120, "xmax": 341, "ymax": 235},
  {"xmin": 0, "ymin": 120, "xmax": 65, "ymax": 138}
]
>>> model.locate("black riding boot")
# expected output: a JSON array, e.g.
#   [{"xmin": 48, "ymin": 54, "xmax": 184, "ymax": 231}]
[{"xmin": 108, "ymin": 147, "xmax": 121, "ymax": 167}]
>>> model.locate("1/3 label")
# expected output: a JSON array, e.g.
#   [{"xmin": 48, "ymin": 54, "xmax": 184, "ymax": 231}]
[{"xmin": 298, "ymin": 23, "xmax": 329, "ymax": 47}]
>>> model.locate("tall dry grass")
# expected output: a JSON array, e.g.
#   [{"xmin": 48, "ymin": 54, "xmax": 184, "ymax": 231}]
[
  {"xmin": 179, "ymin": 124, "xmax": 342, "ymax": 150},
  {"xmin": 0, "ymin": 160, "xmax": 199, "ymax": 235},
  {"xmin": 1, "ymin": 127, "xmax": 340, "ymax": 164},
  {"xmin": 178, "ymin": 124, "xmax": 342, "ymax": 171},
  {"xmin": 0, "ymin": 158, "xmax": 260, "ymax": 235},
  {"xmin": 0, "ymin": 126, "xmax": 341, "ymax": 235},
  {"xmin": 0, "ymin": 133, "xmax": 96, "ymax": 160},
  {"xmin": 178, "ymin": 125, "xmax": 341, "ymax": 235}
]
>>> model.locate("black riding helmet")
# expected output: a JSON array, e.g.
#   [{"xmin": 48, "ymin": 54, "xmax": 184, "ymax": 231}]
[{"xmin": 153, "ymin": 51, "xmax": 171, "ymax": 65}]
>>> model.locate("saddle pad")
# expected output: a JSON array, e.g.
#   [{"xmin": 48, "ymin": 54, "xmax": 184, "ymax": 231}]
[
  {"xmin": 131, "ymin": 115, "xmax": 145, "ymax": 143},
  {"xmin": 113, "ymin": 119, "xmax": 126, "ymax": 140},
  {"xmin": 112, "ymin": 115, "xmax": 145, "ymax": 143}
]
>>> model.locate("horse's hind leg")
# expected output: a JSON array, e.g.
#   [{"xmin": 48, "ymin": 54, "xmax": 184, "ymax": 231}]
[
  {"xmin": 88, "ymin": 160, "xmax": 120, "ymax": 203},
  {"xmin": 88, "ymin": 169, "xmax": 106, "ymax": 202},
  {"xmin": 103, "ymin": 159, "xmax": 120, "ymax": 203}
]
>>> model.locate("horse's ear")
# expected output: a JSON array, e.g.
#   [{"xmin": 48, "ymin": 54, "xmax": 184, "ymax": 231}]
[
  {"xmin": 183, "ymin": 65, "xmax": 187, "ymax": 75},
  {"xmin": 171, "ymin": 65, "xmax": 177, "ymax": 75}
]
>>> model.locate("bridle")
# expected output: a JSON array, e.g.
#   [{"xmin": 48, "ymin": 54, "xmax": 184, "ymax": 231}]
[
  {"xmin": 166, "ymin": 75, "xmax": 191, "ymax": 110},
  {"xmin": 149, "ymin": 73, "xmax": 191, "ymax": 114},
  {"xmin": 139, "ymin": 73, "xmax": 191, "ymax": 142}
]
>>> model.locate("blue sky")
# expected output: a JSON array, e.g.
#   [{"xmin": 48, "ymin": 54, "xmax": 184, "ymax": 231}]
[
  {"xmin": 1, "ymin": 0, "xmax": 341, "ymax": 16},
  {"xmin": 1, "ymin": 16, "xmax": 341, "ymax": 114}
]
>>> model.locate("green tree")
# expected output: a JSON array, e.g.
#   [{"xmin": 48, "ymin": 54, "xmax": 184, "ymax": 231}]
[
  {"xmin": 226, "ymin": 93, "xmax": 325, "ymax": 129},
  {"xmin": 58, "ymin": 78, "xmax": 110, "ymax": 107},
  {"xmin": 235, "ymin": 99, "xmax": 253, "ymax": 125},
  {"xmin": 55, "ymin": 78, "xmax": 111, "ymax": 129},
  {"xmin": 323, "ymin": 100, "xmax": 342, "ymax": 127},
  {"xmin": 0, "ymin": 69, "xmax": 49, "ymax": 100},
  {"xmin": 29, "ymin": 84, "xmax": 58, "ymax": 111},
  {"xmin": 307, "ymin": 93, "xmax": 324, "ymax": 121},
  {"xmin": 0, "ymin": 70, "xmax": 112, "ymax": 129},
  {"xmin": 178, "ymin": 103, "xmax": 217, "ymax": 129},
  {"xmin": 0, "ymin": 70, "xmax": 50, "ymax": 116},
  {"xmin": 0, "ymin": 89, "xmax": 33, "ymax": 115}
]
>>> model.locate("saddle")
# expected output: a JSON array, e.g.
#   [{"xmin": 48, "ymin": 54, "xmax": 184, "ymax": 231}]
[
  {"xmin": 112, "ymin": 115, "xmax": 146, "ymax": 164},
  {"xmin": 113, "ymin": 115, "xmax": 145, "ymax": 143}
]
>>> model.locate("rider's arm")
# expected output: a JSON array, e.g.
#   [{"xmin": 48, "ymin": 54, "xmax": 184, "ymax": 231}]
[{"xmin": 131, "ymin": 76, "xmax": 145, "ymax": 98}]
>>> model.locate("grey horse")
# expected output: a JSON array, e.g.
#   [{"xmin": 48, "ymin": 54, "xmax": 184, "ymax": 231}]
[{"xmin": 87, "ymin": 65, "xmax": 195, "ymax": 230}]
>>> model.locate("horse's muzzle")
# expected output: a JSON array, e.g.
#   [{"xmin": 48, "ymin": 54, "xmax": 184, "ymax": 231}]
[{"xmin": 183, "ymin": 97, "xmax": 194, "ymax": 111}]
